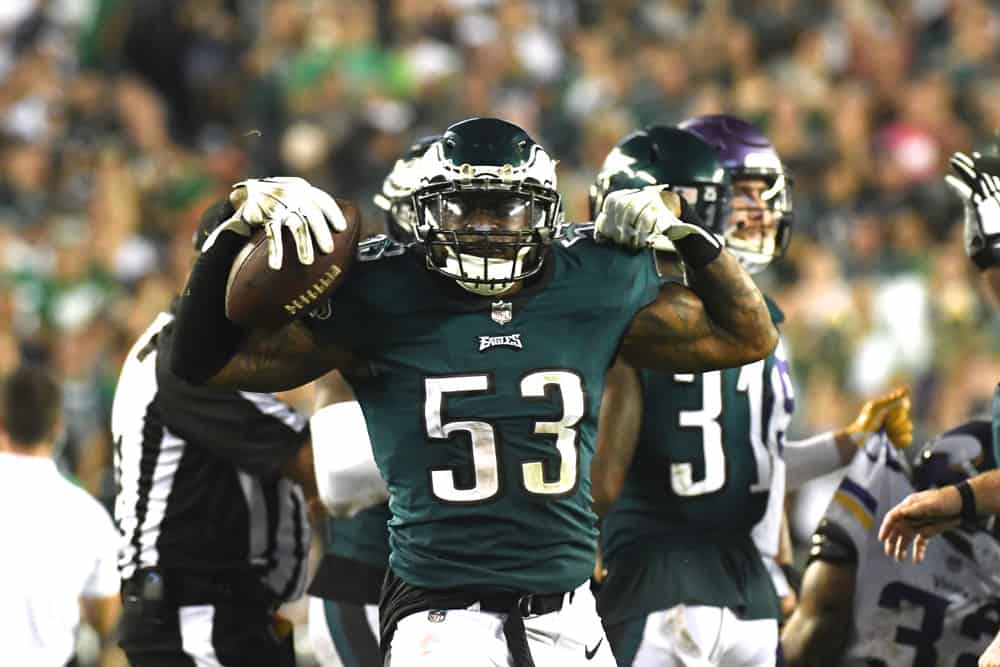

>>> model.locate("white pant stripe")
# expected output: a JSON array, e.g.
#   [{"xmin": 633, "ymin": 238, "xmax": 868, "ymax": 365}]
[{"xmin": 179, "ymin": 605, "xmax": 224, "ymax": 667}]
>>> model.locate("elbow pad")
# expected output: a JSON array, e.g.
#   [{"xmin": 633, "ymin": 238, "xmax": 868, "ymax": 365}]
[{"xmin": 311, "ymin": 400, "xmax": 387, "ymax": 517}]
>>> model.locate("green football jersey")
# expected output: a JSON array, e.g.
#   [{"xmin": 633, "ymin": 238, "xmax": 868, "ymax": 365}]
[
  {"xmin": 599, "ymin": 298, "xmax": 791, "ymax": 624},
  {"xmin": 305, "ymin": 228, "xmax": 661, "ymax": 594},
  {"xmin": 325, "ymin": 503, "xmax": 391, "ymax": 569}
]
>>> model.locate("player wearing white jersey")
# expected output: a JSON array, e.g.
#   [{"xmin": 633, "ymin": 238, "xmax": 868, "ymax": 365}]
[
  {"xmin": 784, "ymin": 421, "xmax": 1000, "ymax": 666},
  {"xmin": 876, "ymin": 151, "xmax": 1000, "ymax": 667}
]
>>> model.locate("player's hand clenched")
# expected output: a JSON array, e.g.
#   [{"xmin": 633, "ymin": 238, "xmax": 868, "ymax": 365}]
[
  {"xmin": 203, "ymin": 177, "xmax": 347, "ymax": 270},
  {"xmin": 595, "ymin": 185, "xmax": 721, "ymax": 252},
  {"xmin": 843, "ymin": 387, "xmax": 912, "ymax": 449}
]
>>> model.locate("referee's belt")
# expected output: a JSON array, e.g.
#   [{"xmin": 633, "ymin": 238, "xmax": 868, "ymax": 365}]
[{"xmin": 122, "ymin": 567, "xmax": 276, "ymax": 607}]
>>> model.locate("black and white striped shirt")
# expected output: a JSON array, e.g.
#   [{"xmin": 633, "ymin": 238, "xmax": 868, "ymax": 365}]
[{"xmin": 112, "ymin": 312, "xmax": 309, "ymax": 602}]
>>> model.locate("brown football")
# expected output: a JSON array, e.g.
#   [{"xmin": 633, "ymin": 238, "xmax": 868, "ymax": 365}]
[{"xmin": 225, "ymin": 198, "xmax": 362, "ymax": 330}]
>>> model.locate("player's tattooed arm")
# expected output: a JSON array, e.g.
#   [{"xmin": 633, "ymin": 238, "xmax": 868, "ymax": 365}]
[
  {"xmin": 781, "ymin": 560, "xmax": 856, "ymax": 667},
  {"xmin": 621, "ymin": 250, "xmax": 778, "ymax": 373},
  {"xmin": 211, "ymin": 321, "xmax": 358, "ymax": 392},
  {"xmin": 591, "ymin": 356, "xmax": 643, "ymax": 518}
]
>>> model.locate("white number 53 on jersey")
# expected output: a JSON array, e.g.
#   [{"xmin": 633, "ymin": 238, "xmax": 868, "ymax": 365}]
[{"xmin": 424, "ymin": 371, "xmax": 584, "ymax": 503}]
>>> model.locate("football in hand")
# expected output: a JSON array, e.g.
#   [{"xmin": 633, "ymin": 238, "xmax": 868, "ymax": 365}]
[{"xmin": 225, "ymin": 199, "xmax": 362, "ymax": 330}]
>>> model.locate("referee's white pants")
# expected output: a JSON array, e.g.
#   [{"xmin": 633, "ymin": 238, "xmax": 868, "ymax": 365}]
[
  {"xmin": 387, "ymin": 582, "xmax": 615, "ymax": 667},
  {"xmin": 631, "ymin": 605, "xmax": 777, "ymax": 667}
]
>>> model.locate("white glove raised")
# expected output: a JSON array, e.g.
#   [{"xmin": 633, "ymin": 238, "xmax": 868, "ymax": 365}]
[
  {"xmin": 202, "ymin": 177, "xmax": 347, "ymax": 269},
  {"xmin": 594, "ymin": 185, "xmax": 719, "ymax": 251}
]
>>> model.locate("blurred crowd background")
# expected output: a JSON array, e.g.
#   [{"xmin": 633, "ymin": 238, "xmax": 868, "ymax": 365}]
[{"xmin": 2, "ymin": 0, "xmax": 1000, "ymax": 542}]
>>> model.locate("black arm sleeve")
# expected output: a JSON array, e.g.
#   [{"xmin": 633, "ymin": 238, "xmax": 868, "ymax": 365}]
[
  {"xmin": 156, "ymin": 325, "xmax": 308, "ymax": 477},
  {"xmin": 171, "ymin": 229, "xmax": 249, "ymax": 385}
]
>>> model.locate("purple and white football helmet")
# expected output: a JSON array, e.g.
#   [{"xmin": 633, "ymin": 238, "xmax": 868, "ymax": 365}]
[{"xmin": 679, "ymin": 115, "xmax": 793, "ymax": 274}]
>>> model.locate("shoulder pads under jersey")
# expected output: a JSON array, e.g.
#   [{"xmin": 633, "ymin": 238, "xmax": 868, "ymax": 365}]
[
  {"xmin": 557, "ymin": 222, "xmax": 596, "ymax": 248},
  {"xmin": 808, "ymin": 518, "xmax": 859, "ymax": 566},
  {"xmin": 357, "ymin": 234, "xmax": 408, "ymax": 263}
]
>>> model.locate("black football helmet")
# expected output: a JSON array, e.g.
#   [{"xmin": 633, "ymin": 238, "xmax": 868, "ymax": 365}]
[{"xmin": 910, "ymin": 418, "xmax": 995, "ymax": 492}]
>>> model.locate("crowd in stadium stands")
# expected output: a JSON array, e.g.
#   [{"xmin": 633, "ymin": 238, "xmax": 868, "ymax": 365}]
[{"xmin": 1, "ymin": 0, "xmax": 999, "ymax": 520}]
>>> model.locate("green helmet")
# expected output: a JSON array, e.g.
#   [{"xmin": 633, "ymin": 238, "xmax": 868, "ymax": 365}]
[
  {"xmin": 589, "ymin": 125, "xmax": 730, "ymax": 236},
  {"xmin": 411, "ymin": 118, "xmax": 562, "ymax": 296}
]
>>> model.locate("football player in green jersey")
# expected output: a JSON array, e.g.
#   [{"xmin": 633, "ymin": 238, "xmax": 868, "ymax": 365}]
[
  {"xmin": 167, "ymin": 117, "xmax": 779, "ymax": 667},
  {"xmin": 308, "ymin": 135, "xmax": 440, "ymax": 667},
  {"xmin": 590, "ymin": 121, "xmax": 912, "ymax": 667}
]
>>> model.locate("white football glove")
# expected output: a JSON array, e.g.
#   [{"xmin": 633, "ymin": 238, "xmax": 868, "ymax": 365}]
[
  {"xmin": 202, "ymin": 177, "xmax": 347, "ymax": 269},
  {"xmin": 594, "ymin": 185, "xmax": 719, "ymax": 251},
  {"xmin": 946, "ymin": 152, "xmax": 1000, "ymax": 265}
]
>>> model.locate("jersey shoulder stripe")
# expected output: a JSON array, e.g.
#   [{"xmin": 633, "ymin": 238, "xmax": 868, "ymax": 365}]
[
  {"xmin": 838, "ymin": 476, "xmax": 879, "ymax": 516},
  {"xmin": 357, "ymin": 234, "xmax": 409, "ymax": 262},
  {"xmin": 823, "ymin": 433, "xmax": 895, "ymax": 548},
  {"xmin": 832, "ymin": 488, "xmax": 875, "ymax": 531}
]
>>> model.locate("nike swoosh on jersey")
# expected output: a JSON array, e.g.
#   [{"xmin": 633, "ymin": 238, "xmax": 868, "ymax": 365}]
[{"xmin": 585, "ymin": 638, "xmax": 603, "ymax": 660}]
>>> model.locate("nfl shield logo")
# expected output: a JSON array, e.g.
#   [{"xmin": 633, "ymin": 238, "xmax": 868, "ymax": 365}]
[{"xmin": 491, "ymin": 300, "xmax": 513, "ymax": 326}]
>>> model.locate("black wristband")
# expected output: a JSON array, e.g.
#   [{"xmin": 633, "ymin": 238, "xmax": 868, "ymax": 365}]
[
  {"xmin": 955, "ymin": 479, "xmax": 978, "ymax": 524},
  {"xmin": 673, "ymin": 234, "xmax": 722, "ymax": 270},
  {"xmin": 672, "ymin": 196, "xmax": 722, "ymax": 270},
  {"xmin": 170, "ymin": 230, "xmax": 249, "ymax": 384},
  {"xmin": 971, "ymin": 245, "xmax": 1000, "ymax": 271}
]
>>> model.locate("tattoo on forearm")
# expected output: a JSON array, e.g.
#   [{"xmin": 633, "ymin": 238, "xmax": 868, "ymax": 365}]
[
  {"xmin": 687, "ymin": 251, "xmax": 775, "ymax": 350},
  {"xmin": 630, "ymin": 286, "xmax": 710, "ymax": 349},
  {"xmin": 217, "ymin": 323, "xmax": 336, "ymax": 391},
  {"xmin": 623, "ymin": 251, "xmax": 777, "ymax": 371}
]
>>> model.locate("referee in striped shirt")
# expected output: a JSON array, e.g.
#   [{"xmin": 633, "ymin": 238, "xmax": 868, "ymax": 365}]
[{"xmin": 112, "ymin": 203, "xmax": 311, "ymax": 667}]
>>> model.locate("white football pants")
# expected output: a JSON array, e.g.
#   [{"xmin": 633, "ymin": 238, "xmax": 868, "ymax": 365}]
[
  {"xmin": 632, "ymin": 605, "xmax": 777, "ymax": 667},
  {"xmin": 308, "ymin": 596, "xmax": 380, "ymax": 667},
  {"xmin": 387, "ymin": 582, "xmax": 615, "ymax": 666}
]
